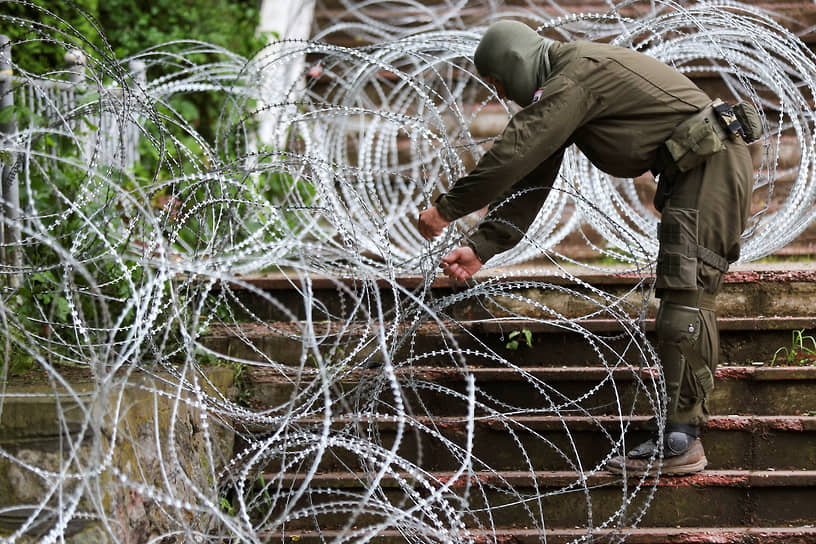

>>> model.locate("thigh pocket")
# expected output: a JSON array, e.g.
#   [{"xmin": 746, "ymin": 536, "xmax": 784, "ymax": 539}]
[{"xmin": 656, "ymin": 207, "xmax": 699, "ymax": 291}]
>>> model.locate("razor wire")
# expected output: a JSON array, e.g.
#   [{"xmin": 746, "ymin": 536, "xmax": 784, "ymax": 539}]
[{"xmin": 0, "ymin": 0, "xmax": 814, "ymax": 543}]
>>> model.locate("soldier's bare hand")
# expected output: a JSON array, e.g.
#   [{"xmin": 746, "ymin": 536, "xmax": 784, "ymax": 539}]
[
  {"xmin": 418, "ymin": 206, "xmax": 451, "ymax": 240},
  {"xmin": 440, "ymin": 246, "xmax": 482, "ymax": 281}
]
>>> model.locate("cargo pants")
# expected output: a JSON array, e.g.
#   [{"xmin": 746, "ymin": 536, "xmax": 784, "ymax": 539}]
[{"xmin": 654, "ymin": 139, "xmax": 754, "ymax": 426}]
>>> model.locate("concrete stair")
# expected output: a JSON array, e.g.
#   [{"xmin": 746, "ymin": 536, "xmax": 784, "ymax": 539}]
[
  {"xmin": 224, "ymin": 1, "xmax": 816, "ymax": 539},
  {"xmin": 206, "ymin": 266, "xmax": 816, "ymax": 542},
  {"xmin": 254, "ymin": 469, "xmax": 816, "ymax": 528},
  {"xmin": 255, "ymin": 527, "xmax": 816, "ymax": 543}
]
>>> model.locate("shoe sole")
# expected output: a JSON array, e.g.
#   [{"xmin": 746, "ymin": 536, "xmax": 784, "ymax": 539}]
[
  {"xmin": 605, "ymin": 455, "xmax": 708, "ymax": 477},
  {"xmin": 661, "ymin": 455, "xmax": 708, "ymax": 475}
]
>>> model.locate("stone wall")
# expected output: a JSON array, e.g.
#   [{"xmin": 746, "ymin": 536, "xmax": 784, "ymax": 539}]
[{"xmin": 0, "ymin": 367, "xmax": 235, "ymax": 543}]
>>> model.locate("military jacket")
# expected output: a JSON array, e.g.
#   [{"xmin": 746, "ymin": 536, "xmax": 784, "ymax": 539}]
[{"xmin": 435, "ymin": 40, "xmax": 712, "ymax": 262}]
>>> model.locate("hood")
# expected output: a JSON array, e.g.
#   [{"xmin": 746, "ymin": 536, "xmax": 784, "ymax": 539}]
[{"xmin": 474, "ymin": 20, "xmax": 554, "ymax": 107}]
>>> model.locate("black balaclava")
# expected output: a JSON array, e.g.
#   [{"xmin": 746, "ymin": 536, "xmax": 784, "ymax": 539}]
[{"xmin": 473, "ymin": 20, "xmax": 555, "ymax": 107}]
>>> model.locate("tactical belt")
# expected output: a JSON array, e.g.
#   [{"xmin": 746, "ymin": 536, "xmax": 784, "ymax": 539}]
[{"xmin": 662, "ymin": 288, "xmax": 717, "ymax": 312}]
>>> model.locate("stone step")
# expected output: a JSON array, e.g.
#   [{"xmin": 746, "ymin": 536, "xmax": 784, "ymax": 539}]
[
  {"xmin": 252, "ymin": 469, "xmax": 816, "ymax": 529},
  {"xmin": 218, "ymin": 268, "xmax": 816, "ymax": 321},
  {"xmin": 204, "ymin": 314, "xmax": 816, "ymax": 366},
  {"xmin": 248, "ymin": 414, "xmax": 816, "ymax": 474},
  {"xmin": 0, "ymin": 368, "xmax": 234, "ymax": 444},
  {"xmin": 223, "ymin": 268, "xmax": 816, "ymax": 538},
  {"xmin": 261, "ymin": 526, "xmax": 816, "ymax": 544},
  {"xmin": 245, "ymin": 365, "xmax": 816, "ymax": 417}
]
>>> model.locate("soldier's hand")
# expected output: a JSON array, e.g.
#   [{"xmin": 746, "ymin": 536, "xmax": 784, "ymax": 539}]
[
  {"xmin": 440, "ymin": 246, "xmax": 482, "ymax": 281},
  {"xmin": 418, "ymin": 206, "xmax": 450, "ymax": 240}
]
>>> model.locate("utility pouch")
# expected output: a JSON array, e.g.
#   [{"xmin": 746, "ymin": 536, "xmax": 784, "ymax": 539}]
[
  {"xmin": 732, "ymin": 101, "xmax": 762, "ymax": 143},
  {"xmin": 664, "ymin": 103, "xmax": 727, "ymax": 172}
]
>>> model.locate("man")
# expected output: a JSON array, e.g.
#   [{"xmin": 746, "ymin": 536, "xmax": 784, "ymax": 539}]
[{"xmin": 418, "ymin": 20, "xmax": 755, "ymax": 475}]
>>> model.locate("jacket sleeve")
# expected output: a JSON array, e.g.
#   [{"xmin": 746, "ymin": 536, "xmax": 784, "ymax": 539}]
[
  {"xmin": 435, "ymin": 74, "xmax": 591, "ymax": 221},
  {"xmin": 466, "ymin": 149, "xmax": 564, "ymax": 263}
]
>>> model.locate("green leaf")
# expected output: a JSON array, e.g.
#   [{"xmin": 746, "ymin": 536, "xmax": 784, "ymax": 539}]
[
  {"xmin": 10, "ymin": 354, "xmax": 35, "ymax": 374},
  {"xmin": 54, "ymin": 297, "xmax": 70, "ymax": 322},
  {"xmin": 83, "ymin": 118, "xmax": 99, "ymax": 131},
  {"xmin": 219, "ymin": 496, "xmax": 234, "ymax": 515},
  {"xmin": 0, "ymin": 105, "xmax": 15, "ymax": 124},
  {"xmin": 507, "ymin": 329, "xmax": 532, "ymax": 349}
]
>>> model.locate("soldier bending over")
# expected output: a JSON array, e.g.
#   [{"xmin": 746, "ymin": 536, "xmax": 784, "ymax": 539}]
[{"xmin": 418, "ymin": 20, "xmax": 758, "ymax": 475}]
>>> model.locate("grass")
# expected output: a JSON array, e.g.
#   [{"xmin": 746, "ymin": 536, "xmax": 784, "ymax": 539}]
[{"xmin": 770, "ymin": 329, "xmax": 816, "ymax": 366}]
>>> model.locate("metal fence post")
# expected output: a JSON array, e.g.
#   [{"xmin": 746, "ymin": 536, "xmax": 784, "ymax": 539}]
[
  {"xmin": 64, "ymin": 48, "xmax": 86, "ymax": 85},
  {"xmin": 0, "ymin": 35, "xmax": 21, "ymax": 288},
  {"xmin": 129, "ymin": 59, "xmax": 146, "ymax": 87}
]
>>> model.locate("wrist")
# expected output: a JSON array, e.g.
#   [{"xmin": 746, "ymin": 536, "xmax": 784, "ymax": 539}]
[
  {"xmin": 466, "ymin": 240, "xmax": 486, "ymax": 265},
  {"xmin": 434, "ymin": 195, "xmax": 456, "ymax": 222}
]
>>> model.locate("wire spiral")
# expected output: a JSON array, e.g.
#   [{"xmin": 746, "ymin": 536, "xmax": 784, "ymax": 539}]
[{"xmin": 0, "ymin": 1, "xmax": 813, "ymax": 542}]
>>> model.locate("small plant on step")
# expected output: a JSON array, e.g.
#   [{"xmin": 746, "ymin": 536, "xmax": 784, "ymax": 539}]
[
  {"xmin": 506, "ymin": 329, "xmax": 533, "ymax": 350},
  {"xmin": 770, "ymin": 329, "xmax": 816, "ymax": 366},
  {"xmin": 219, "ymin": 496, "xmax": 235, "ymax": 516}
]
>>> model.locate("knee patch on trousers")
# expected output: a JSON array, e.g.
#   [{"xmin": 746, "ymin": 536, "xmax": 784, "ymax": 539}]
[{"xmin": 656, "ymin": 301, "xmax": 715, "ymax": 413}]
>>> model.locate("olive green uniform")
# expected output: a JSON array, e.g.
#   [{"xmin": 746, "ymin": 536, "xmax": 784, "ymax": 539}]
[{"xmin": 436, "ymin": 39, "xmax": 755, "ymax": 426}]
